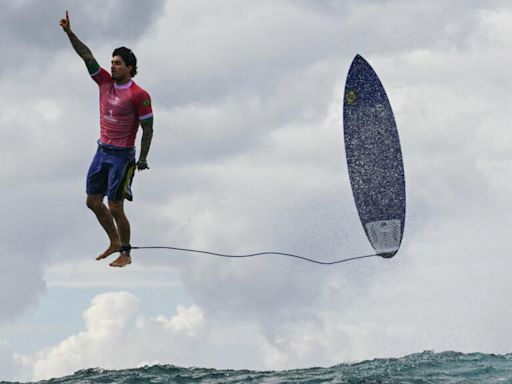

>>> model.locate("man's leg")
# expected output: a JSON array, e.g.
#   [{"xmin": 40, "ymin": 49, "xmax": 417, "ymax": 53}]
[
  {"xmin": 108, "ymin": 200, "xmax": 132, "ymax": 267},
  {"xmin": 86, "ymin": 194, "xmax": 121, "ymax": 260}
]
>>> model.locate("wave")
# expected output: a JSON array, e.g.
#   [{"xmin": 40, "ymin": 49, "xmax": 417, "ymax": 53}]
[{"xmin": 4, "ymin": 351, "xmax": 512, "ymax": 384}]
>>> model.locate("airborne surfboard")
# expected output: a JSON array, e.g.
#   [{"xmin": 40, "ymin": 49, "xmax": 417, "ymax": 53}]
[{"xmin": 343, "ymin": 54, "xmax": 405, "ymax": 258}]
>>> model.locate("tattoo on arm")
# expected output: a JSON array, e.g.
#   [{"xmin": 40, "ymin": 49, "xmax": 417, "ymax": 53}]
[
  {"xmin": 66, "ymin": 31, "xmax": 98, "ymax": 70},
  {"xmin": 139, "ymin": 119, "xmax": 154, "ymax": 161}
]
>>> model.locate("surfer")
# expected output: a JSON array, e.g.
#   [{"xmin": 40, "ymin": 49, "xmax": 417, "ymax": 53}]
[{"xmin": 59, "ymin": 11, "xmax": 154, "ymax": 267}]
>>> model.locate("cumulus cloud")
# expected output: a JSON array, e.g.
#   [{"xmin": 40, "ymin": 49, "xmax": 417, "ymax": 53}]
[
  {"xmin": 25, "ymin": 292, "xmax": 206, "ymax": 380},
  {"xmin": 30, "ymin": 292, "xmax": 139, "ymax": 379},
  {"xmin": 0, "ymin": 291, "xmax": 401, "ymax": 380}
]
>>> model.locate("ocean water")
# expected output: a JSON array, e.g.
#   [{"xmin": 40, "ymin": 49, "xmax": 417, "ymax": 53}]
[{"xmin": 3, "ymin": 351, "xmax": 512, "ymax": 384}]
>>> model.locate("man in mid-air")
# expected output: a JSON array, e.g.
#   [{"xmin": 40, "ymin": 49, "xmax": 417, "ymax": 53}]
[{"xmin": 60, "ymin": 11, "xmax": 154, "ymax": 267}]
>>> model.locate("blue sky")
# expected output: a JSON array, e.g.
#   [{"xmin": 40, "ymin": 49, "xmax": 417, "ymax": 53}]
[{"xmin": 2, "ymin": 0, "xmax": 512, "ymax": 381}]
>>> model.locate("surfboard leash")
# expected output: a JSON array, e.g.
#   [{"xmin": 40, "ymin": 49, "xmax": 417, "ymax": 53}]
[{"xmin": 128, "ymin": 245, "xmax": 381, "ymax": 265}]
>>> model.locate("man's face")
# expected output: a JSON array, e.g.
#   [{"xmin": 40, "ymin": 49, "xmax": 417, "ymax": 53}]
[{"xmin": 111, "ymin": 55, "xmax": 132, "ymax": 81}]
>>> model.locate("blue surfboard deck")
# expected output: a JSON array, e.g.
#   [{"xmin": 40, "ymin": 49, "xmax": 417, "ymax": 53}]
[{"xmin": 343, "ymin": 54, "xmax": 405, "ymax": 257}]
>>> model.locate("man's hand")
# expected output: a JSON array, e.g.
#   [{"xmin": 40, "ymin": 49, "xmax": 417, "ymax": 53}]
[
  {"xmin": 137, "ymin": 159, "xmax": 150, "ymax": 171},
  {"xmin": 59, "ymin": 10, "xmax": 71, "ymax": 33}
]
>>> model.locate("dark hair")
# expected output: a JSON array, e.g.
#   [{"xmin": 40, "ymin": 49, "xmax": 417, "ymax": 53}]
[{"xmin": 112, "ymin": 47, "xmax": 138, "ymax": 77}]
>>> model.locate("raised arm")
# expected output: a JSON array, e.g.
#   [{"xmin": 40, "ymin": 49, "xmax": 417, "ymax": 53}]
[{"xmin": 59, "ymin": 11, "xmax": 99, "ymax": 74}]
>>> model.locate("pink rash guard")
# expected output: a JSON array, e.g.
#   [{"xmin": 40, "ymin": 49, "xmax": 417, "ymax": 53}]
[{"xmin": 91, "ymin": 67, "xmax": 153, "ymax": 147}]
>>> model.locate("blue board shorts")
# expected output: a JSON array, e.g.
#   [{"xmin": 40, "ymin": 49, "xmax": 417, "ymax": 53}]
[{"xmin": 86, "ymin": 141, "xmax": 136, "ymax": 201}]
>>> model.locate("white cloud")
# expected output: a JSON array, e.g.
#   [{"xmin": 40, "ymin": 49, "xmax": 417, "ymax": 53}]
[
  {"xmin": 30, "ymin": 292, "xmax": 140, "ymax": 379},
  {"xmin": 8, "ymin": 291, "xmax": 381, "ymax": 380},
  {"xmin": 154, "ymin": 304, "xmax": 204, "ymax": 336},
  {"xmin": 25, "ymin": 292, "xmax": 205, "ymax": 380}
]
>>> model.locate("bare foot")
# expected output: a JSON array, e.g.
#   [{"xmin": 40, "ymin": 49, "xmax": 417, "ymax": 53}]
[
  {"xmin": 96, "ymin": 243, "xmax": 121, "ymax": 260},
  {"xmin": 109, "ymin": 254, "xmax": 132, "ymax": 267}
]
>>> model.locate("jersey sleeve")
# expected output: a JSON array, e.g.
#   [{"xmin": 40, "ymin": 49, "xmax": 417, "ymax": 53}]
[
  {"xmin": 90, "ymin": 67, "xmax": 112, "ymax": 85},
  {"xmin": 134, "ymin": 90, "xmax": 153, "ymax": 121}
]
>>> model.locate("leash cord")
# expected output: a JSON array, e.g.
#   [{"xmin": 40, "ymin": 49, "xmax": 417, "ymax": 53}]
[{"xmin": 130, "ymin": 245, "xmax": 381, "ymax": 265}]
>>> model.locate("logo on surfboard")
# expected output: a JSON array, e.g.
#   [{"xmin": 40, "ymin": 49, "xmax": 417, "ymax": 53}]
[{"xmin": 346, "ymin": 90, "xmax": 357, "ymax": 105}]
